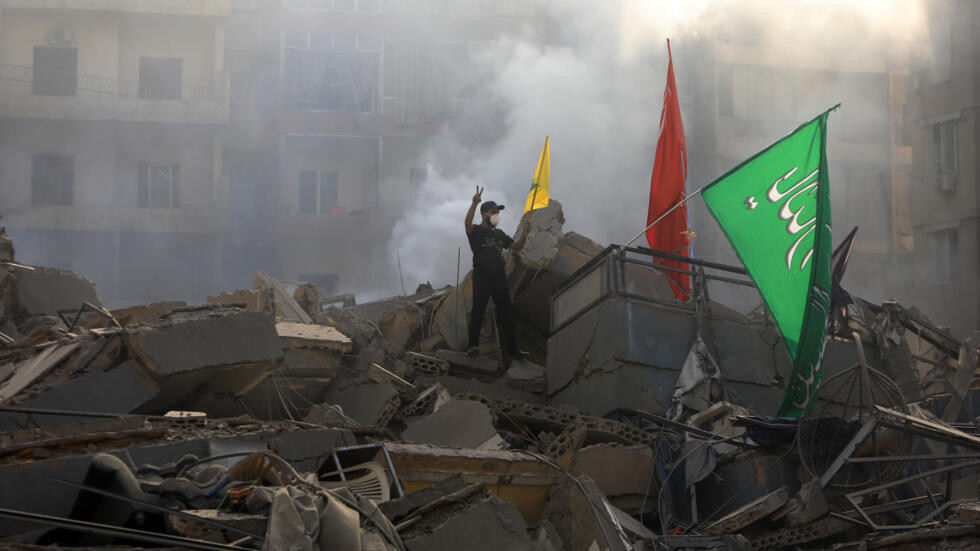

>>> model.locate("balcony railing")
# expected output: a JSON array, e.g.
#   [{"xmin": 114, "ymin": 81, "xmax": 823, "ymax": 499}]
[{"xmin": 0, "ymin": 64, "xmax": 225, "ymax": 101}]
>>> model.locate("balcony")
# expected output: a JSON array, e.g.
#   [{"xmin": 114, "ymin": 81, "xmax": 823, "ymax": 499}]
[
  {"xmin": 1, "ymin": 0, "xmax": 231, "ymax": 17},
  {"xmin": 0, "ymin": 206, "xmax": 229, "ymax": 235},
  {"xmin": 0, "ymin": 64, "xmax": 230, "ymax": 125}
]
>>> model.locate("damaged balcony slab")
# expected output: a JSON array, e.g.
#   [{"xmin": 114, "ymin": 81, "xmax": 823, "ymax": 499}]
[
  {"xmin": 125, "ymin": 306, "xmax": 284, "ymax": 414},
  {"xmin": 12, "ymin": 267, "xmax": 101, "ymax": 321},
  {"xmin": 401, "ymin": 399, "xmax": 503, "ymax": 449},
  {"xmin": 547, "ymin": 291, "xmax": 886, "ymax": 417},
  {"xmin": 382, "ymin": 442, "xmax": 561, "ymax": 524}
]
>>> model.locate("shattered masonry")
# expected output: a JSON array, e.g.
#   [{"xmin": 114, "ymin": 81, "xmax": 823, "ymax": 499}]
[{"xmin": 1, "ymin": 205, "xmax": 979, "ymax": 551}]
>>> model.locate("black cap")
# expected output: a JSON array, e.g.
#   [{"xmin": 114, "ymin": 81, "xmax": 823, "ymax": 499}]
[{"xmin": 480, "ymin": 201, "xmax": 505, "ymax": 214}]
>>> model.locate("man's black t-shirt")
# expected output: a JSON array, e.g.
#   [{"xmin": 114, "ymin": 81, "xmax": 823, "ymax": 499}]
[{"xmin": 468, "ymin": 223, "xmax": 513, "ymax": 277}]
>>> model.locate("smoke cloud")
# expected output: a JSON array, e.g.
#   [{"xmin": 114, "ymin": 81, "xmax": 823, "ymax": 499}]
[{"xmin": 383, "ymin": 0, "xmax": 929, "ymax": 302}]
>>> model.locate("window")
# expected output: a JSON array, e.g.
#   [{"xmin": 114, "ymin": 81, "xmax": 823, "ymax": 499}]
[
  {"xmin": 32, "ymin": 155, "xmax": 74, "ymax": 206},
  {"xmin": 933, "ymin": 227, "xmax": 959, "ymax": 283},
  {"xmin": 298, "ymin": 170, "xmax": 339, "ymax": 214},
  {"xmin": 932, "ymin": 121, "xmax": 957, "ymax": 175},
  {"xmin": 139, "ymin": 57, "xmax": 182, "ymax": 100},
  {"xmin": 409, "ymin": 167, "xmax": 426, "ymax": 194},
  {"xmin": 137, "ymin": 162, "xmax": 179, "ymax": 209},
  {"xmin": 284, "ymin": 48, "xmax": 379, "ymax": 111},
  {"xmin": 33, "ymin": 46, "xmax": 77, "ymax": 96}
]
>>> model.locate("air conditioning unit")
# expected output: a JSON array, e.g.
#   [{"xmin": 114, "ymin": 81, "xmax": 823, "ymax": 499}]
[
  {"xmin": 936, "ymin": 173, "xmax": 957, "ymax": 192},
  {"xmin": 48, "ymin": 25, "xmax": 74, "ymax": 46}
]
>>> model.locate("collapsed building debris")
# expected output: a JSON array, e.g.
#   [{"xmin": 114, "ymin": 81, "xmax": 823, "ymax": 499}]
[{"xmin": 1, "ymin": 213, "xmax": 979, "ymax": 551}]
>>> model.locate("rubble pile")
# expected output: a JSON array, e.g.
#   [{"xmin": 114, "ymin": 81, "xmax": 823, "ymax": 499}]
[{"xmin": 1, "ymin": 216, "xmax": 979, "ymax": 551}]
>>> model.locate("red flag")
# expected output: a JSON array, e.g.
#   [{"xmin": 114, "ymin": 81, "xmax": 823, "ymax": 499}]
[{"xmin": 646, "ymin": 39, "xmax": 690, "ymax": 300}]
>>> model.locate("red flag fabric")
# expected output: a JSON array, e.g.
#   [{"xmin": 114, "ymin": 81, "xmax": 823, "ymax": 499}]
[{"xmin": 646, "ymin": 39, "xmax": 690, "ymax": 300}]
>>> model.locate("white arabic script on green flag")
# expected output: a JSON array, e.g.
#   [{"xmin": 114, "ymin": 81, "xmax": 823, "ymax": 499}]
[{"xmin": 702, "ymin": 109, "xmax": 835, "ymax": 417}]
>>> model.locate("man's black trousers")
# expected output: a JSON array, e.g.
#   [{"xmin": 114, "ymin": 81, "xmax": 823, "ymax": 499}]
[{"xmin": 467, "ymin": 271, "xmax": 517, "ymax": 354}]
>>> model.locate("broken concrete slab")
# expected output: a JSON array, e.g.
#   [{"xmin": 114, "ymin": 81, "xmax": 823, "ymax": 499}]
[
  {"xmin": 14, "ymin": 266, "xmax": 101, "ymax": 318},
  {"xmin": 317, "ymin": 306, "xmax": 382, "ymax": 349},
  {"xmin": 15, "ymin": 359, "xmax": 158, "ymax": 419},
  {"xmin": 111, "ymin": 301, "xmax": 187, "ymax": 327},
  {"xmin": 571, "ymin": 444, "xmax": 655, "ymax": 501},
  {"xmin": 378, "ymin": 305, "xmax": 425, "ymax": 351},
  {"xmin": 513, "ymin": 199, "xmax": 566, "ymax": 270},
  {"xmin": 303, "ymin": 403, "xmax": 361, "ymax": 428},
  {"xmin": 704, "ymin": 486, "xmax": 790, "ymax": 535},
  {"xmin": 275, "ymin": 321, "xmax": 352, "ymax": 352},
  {"xmin": 253, "ymin": 271, "xmax": 312, "ymax": 324},
  {"xmin": 403, "ymin": 495, "xmax": 534, "ymax": 551},
  {"xmin": 401, "ymin": 399, "xmax": 501, "ymax": 449},
  {"xmin": 0, "ymin": 342, "xmax": 80, "ymax": 401},
  {"xmin": 380, "ymin": 474, "xmax": 466, "ymax": 524},
  {"xmin": 383, "ymin": 442, "xmax": 560, "ymax": 524},
  {"xmin": 127, "ymin": 308, "xmax": 283, "ymax": 377},
  {"xmin": 322, "ymin": 379, "xmax": 400, "ymax": 427}
]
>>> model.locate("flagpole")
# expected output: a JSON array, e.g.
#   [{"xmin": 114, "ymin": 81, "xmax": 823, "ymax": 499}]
[
  {"xmin": 622, "ymin": 184, "xmax": 707, "ymax": 250},
  {"xmin": 524, "ymin": 137, "xmax": 547, "ymax": 223}
]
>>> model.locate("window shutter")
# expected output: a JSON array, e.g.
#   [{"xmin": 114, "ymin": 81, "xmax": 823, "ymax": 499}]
[
  {"xmin": 171, "ymin": 163, "xmax": 179, "ymax": 208},
  {"xmin": 138, "ymin": 162, "xmax": 149, "ymax": 208}
]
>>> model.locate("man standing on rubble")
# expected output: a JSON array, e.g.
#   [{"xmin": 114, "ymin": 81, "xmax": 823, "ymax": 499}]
[{"xmin": 464, "ymin": 186, "xmax": 529, "ymax": 358}]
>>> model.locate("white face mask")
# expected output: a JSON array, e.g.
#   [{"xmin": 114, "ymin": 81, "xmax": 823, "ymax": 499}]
[{"xmin": 489, "ymin": 213, "xmax": 500, "ymax": 226}]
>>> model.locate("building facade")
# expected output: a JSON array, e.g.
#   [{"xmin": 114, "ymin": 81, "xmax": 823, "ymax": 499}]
[
  {"xmin": 901, "ymin": 0, "xmax": 979, "ymax": 339},
  {"xmin": 0, "ymin": 0, "xmax": 546, "ymax": 306},
  {"xmin": 0, "ymin": 0, "xmax": 230, "ymax": 305}
]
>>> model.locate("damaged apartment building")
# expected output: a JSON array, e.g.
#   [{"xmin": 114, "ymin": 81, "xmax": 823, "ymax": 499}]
[
  {"xmin": 0, "ymin": 0, "xmax": 549, "ymax": 307},
  {"xmin": 1, "ymin": 1, "xmax": 980, "ymax": 550}
]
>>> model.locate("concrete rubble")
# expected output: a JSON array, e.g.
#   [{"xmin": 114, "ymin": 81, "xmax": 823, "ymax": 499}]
[{"xmin": 1, "ymin": 216, "xmax": 980, "ymax": 551}]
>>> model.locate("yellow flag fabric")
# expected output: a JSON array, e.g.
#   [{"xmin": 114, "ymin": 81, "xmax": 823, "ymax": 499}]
[{"xmin": 523, "ymin": 136, "xmax": 550, "ymax": 214}]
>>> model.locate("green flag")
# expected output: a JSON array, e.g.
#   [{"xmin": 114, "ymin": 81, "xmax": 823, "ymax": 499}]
[{"xmin": 702, "ymin": 109, "xmax": 834, "ymax": 417}]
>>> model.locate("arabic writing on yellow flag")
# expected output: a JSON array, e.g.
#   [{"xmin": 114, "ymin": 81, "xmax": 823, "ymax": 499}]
[{"xmin": 523, "ymin": 136, "xmax": 550, "ymax": 214}]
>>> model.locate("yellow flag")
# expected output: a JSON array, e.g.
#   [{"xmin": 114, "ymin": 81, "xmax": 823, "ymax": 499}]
[{"xmin": 523, "ymin": 136, "xmax": 550, "ymax": 214}]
